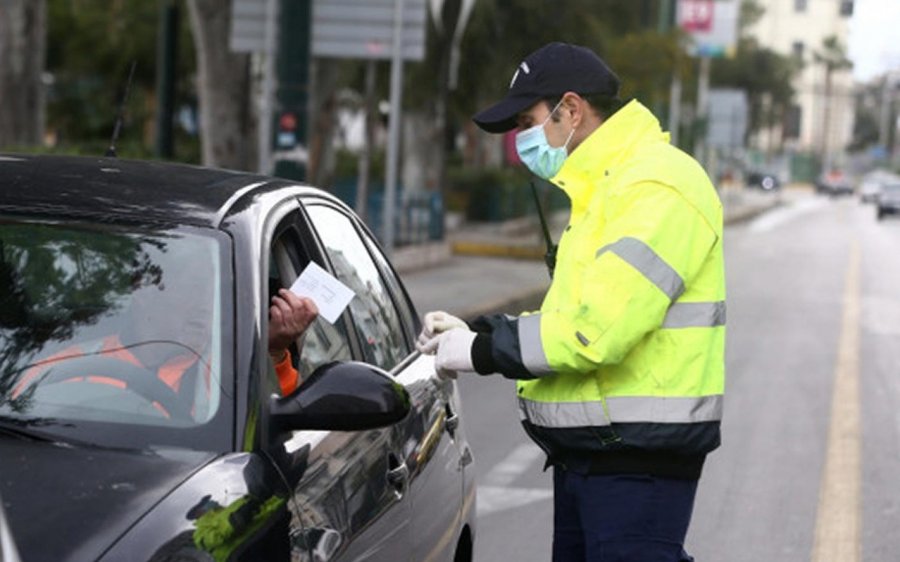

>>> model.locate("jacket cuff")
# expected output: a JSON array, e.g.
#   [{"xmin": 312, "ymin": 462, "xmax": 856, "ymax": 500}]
[{"xmin": 470, "ymin": 333, "xmax": 496, "ymax": 375}]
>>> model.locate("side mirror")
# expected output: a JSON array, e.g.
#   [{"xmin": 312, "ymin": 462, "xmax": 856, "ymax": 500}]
[{"xmin": 268, "ymin": 361, "xmax": 411, "ymax": 433}]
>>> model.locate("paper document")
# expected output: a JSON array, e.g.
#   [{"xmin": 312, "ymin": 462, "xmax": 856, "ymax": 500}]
[{"xmin": 289, "ymin": 261, "xmax": 355, "ymax": 324}]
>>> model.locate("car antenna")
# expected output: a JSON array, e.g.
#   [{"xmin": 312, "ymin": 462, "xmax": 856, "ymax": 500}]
[
  {"xmin": 105, "ymin": 60, "xmax": 137, "ymax": 158},
  {"xmin": 529, "ymin": 179, "xmax": 558, "ymax": 279}
]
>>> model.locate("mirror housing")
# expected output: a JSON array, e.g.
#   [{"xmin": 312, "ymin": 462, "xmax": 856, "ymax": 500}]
[{"xmin": 268, "ymin": 361, "xmax": 411, "ymax": 433}]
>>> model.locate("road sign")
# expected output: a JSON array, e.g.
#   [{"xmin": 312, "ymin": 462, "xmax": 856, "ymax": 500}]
[
  {"xmin": 311, "ymin": 0, "xmax": 427, "ymax": 61},
  {"xmin": 230, "ymin": 0, "xmax": 272, "ymax": 53},
  {"xmin": 706, "ymin": 89, "xmax": 748, "ymax": 148}
]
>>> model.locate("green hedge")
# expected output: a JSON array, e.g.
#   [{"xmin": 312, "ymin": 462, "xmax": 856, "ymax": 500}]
[{"xmin": 445, "ymin": 166, "xmax": 569, "ymax": 222}]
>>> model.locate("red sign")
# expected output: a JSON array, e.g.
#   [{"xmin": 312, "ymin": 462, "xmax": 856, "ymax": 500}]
[{"xmin": 680, "ymin": 0, "xmax": 714, "ymax": 32}]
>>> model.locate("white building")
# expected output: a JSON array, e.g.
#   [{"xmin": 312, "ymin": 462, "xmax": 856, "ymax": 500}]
[{"xmin": 747, "ymin": 0, "xmax": 855, "ymax": 164}]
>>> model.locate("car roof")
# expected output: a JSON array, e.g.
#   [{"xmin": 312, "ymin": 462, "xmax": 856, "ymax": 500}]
[{"xmin": 0, "ymin": 153, "xmax": 309, "ymax": 228}]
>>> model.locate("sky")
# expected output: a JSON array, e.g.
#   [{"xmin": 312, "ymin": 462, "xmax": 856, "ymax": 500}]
[{"xmin": 848, "ymin": 0, "xmax": 900, "ymax": 81}]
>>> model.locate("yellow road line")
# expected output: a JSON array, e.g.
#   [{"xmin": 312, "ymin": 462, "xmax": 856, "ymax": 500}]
[{"xmin": 811, "ymin": 241, "xmax": 861, "ymax": 562}]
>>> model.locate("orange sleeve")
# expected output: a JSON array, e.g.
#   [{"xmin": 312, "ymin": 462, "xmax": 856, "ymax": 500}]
[{"xmin": 273, "ymin": 350, "xmax": 300, "ymax": 396}]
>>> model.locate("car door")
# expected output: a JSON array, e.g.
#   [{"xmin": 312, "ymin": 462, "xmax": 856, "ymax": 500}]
[
  {"xmin": 266, "ymin": 208, "xmax": 412, "ymax": 562},
  {"xmin": 303, "ymin": 200, "xmax": 468, "ymax": 562}
]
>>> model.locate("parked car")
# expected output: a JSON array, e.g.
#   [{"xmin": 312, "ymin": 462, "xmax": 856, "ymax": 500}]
[
  {"xmin": 876, "ymin": 182, "xmax": 900, "ymax": 220},
  {"xmin": 0, "ymin": 154, "xmax": 476, "ymax": 562},
  {"xmin": 745, "ymin": 169, "xmax": 781, "ymax": 191},
  {"xmin": 815, "ymin": 169, "xmax": 854, "ymax": 196}
]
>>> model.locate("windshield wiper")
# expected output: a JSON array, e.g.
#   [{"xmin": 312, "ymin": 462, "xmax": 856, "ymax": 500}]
[{"xmin": 0, "ymin": 415, "xmax": 72, "ymax": 443}]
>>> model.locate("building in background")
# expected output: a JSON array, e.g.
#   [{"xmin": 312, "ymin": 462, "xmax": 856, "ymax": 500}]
[{"xmin": 747, "ymin": 0, "xmax": 855, "ymax": 168}]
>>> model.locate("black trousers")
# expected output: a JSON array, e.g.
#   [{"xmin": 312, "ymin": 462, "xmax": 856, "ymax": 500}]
[{"xmin": 552, "ymin": 468, "xmax": 698, "ymax": 562}]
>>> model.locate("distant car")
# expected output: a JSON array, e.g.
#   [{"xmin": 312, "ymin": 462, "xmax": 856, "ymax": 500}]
[
  {"xmin": 815, "ymin": 169, "xmax": 854, "ymax": 196},
  {"xmin": 0, "ymin": 154, "xmax": 476, "ymax": 562},
  {"xmin": 859, "ymin": 178, "xmax": 883, "ymax": 203},
  {"xmin": 876, "ymin": 182, "xmax": 900, "ymax": 220},
  {"xmin": 858, "ymin": 170, "xmax": 900, "ymax": 204},
  {"xmin": 745, "ymin": 170, "xmax": 781, "ymax": 191}
]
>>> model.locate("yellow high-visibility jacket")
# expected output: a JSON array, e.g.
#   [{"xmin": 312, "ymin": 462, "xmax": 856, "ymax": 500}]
[{"xmin": 471, "ymin": 100, "xmax": 725, "ymax": 477}]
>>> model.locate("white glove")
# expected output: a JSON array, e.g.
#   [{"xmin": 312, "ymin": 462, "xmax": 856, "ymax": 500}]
[
  {"xmin": 420, "ymin": 328, "xmax": 477, "ymax": 380},
  {"xmin": 416, "ymin": 310, "xmax": 468, "ymax": 353}
]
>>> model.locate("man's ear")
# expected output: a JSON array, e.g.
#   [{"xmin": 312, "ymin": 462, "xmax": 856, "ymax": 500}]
[{"xmin": 561, "ymin": 92, "xmax": 584, "ymax": 127}]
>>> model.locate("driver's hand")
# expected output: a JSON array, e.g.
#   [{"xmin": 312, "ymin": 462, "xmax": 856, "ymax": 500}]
[{"xmin": 268, "ymin": 289, "xmax": 318, "ymax": 359}]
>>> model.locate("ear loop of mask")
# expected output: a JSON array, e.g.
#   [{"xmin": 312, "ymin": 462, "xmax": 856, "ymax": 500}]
[{"xmin": 546, "ymin": 99, "xmax": 576, "ymax": 151}]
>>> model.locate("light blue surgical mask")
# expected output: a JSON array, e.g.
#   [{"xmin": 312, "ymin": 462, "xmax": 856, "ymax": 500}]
[{"xmin": 515, "ymin": 100, "xmax": 575, "ymax": 180}]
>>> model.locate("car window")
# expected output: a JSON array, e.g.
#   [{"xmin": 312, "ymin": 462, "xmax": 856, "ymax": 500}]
[
  {"xmin": 0, "ymin": 219, "xmax": 232, "ymax": 449},
  {"xmin": 269, "ymin": 223, "xmax": 353, "ymax": 379},
  {"xmin": 305, "ymin": 204, "xmax": 409, "ymax": 371},
  {"xmin": 358, "ymin": 226, "xmax": 419, "ymax": 340}
]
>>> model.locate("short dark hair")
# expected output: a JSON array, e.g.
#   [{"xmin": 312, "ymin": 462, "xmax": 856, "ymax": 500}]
[{"xmin": 544, "ymin": 93, "xmax": 624, "ymax": 123}]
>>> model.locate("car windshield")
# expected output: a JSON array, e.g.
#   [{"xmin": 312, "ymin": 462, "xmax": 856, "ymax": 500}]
[
  {"xmin": 883, "ymin": 184, "xmax": 900, "ymax": 194},
  {"xmin": 0, "ymin": 219, "xmax": 232, "ymax": 450}
]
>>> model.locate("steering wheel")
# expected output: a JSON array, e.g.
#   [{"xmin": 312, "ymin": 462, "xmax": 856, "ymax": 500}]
[{"xmin": 31, "ymin": 355, "xmax": 194, "ymax": 422}]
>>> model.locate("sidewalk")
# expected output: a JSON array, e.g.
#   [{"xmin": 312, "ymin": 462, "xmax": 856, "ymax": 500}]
[{"xmin": 400, "ymin": 184, "xmax": 791, "ymax": 321}]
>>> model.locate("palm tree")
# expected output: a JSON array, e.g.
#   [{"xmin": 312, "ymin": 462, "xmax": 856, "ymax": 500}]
[{"xmin": 814, "ymin": 35, "xmax": 853, "ymax": 169}]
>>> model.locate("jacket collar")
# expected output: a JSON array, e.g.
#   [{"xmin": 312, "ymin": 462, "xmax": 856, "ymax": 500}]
[{"xmin": 551, "ymin": 100, "xmax": 668, "ymax": 215}]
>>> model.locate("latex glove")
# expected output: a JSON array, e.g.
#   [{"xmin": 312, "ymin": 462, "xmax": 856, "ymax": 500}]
[
  {"xmin": 420, "ymin": 328, "xmax": 477, "ymax": 380},
  {"xmin": 416, "ymin": 310, "xmax": 468, "ymax": 353}
]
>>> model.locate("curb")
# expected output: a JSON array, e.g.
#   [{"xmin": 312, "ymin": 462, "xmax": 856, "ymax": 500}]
[
  {"xmin": 457, "ymin": 282, "xmax": 549, "ymax": 321},
  {"xmin": 450, "ymin": 240, "xmax": 546, "ymax": 260}
]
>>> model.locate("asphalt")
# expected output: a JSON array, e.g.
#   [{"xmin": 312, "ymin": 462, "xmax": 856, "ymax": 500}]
[{"xmin": 401, "ymin": 184, "xmax": 793, "ymax": 321}]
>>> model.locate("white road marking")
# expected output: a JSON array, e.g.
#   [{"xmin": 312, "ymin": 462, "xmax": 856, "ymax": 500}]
[
  {"xmin": 811, "ymin": 241, "xmax": 861, "ymax": 561},
  {"xmin": 477, "ymin": 443, "xmax": 552, "ymax": 517},
  {"xmin": 748, "ymin": 197, "xmax": 826, "ymax": 233}
]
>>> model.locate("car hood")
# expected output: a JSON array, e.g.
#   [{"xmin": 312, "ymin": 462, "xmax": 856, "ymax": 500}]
[{"xmin": 0, "ymin": 438, "xmax": 214, "ymax": 562}]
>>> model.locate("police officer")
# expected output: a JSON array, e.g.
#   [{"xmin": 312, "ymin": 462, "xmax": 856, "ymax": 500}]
[{"xmin": 418, "ymin": 42, "xmax": 725, "ymax": 561}]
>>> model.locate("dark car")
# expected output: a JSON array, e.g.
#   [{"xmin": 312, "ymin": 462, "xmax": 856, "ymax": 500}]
[
  {"xmin": 876, "ymin": 182, "xmax": 900, "ymax": 220},
  {"xmin": 0, "ymin": 154, "xmax": 476, "ymax": 562},
  {"xmin": 745, "ymin": 170, "xmax": 781, "ymax": 191},
  {"xmin": 815, "ymin": 169, "xmax": 854, "ymax": 196}
]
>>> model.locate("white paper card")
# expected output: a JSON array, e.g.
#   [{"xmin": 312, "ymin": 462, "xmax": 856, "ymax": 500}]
[{"xmin": 289, "ymin": 261, "xmax": 355, "ymax": 324}]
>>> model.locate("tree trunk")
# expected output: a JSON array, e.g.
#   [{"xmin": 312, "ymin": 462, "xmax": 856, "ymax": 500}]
[
  {"xmin": 306, "ymin": 58, "xmax": 341, "ymax": 189},
  {"xmin": 0, "ymin": 0, "xmax": 46, "ymax": 148},
  {"xmin": 186, "ymin": 0, "xmax": 254, "ymax": 170}
]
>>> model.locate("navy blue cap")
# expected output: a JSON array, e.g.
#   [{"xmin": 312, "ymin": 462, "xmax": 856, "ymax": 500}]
[{"xmin": 473, "ymin": 42, "xmax": 620, "ymax": 134}]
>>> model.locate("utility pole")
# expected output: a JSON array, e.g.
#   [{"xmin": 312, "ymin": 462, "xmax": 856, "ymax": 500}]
[
  {"xmin": 695, "ymin": 55, "xmax": 711, "ymax": 169},
  {"xmin": 383, "ymin": 0, "xmax": 406, "ymax": 256},
  {"xmin": 274, "ymin": 0, "xmax": 311, "ymax": 180},
  {"xmin": 257, "ymin": 0, "xmax": 278, "ymax": 174},
  {"xmin": 657, "ymin": 0, "xmax": 683, "ymax": 145}
]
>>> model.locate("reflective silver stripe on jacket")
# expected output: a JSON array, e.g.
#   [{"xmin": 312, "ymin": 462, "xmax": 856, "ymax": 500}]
[
  {"xmin": 518, "ymin": 314, "xmax": 553, "ymax": 376},
  {"xmin": 518, "ymin": 394, "xmax": 723, "ymax": 427},
  {"xmin": 596, "ymin": 237, "xmax": 685, "ymax": 301},
  {"xmin": 662, "ymin": 301, "xmax": 726, "ymax": 328},
  {"xmin": 518, "ymin": 397, "xmax": 611, "ymax": 427}
]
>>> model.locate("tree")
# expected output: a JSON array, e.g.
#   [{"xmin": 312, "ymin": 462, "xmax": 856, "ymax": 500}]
[
  {"xmin": 42, "ymin": 1, "xmax": 196, "ymax": 159},
  {"xmin": 186, "ymin": 0, "xmax": 255, "ymax": 170},
  {"xmin": 814, "ymin": 34, "xmax": 852, "ymax": 165},
  {"xmin": 0, "ymin": 0, "xmax": 47, "ymax": 149},
  {"xmin": 710, "ymin": 1, "xmax": 799, "ymax": 145}
]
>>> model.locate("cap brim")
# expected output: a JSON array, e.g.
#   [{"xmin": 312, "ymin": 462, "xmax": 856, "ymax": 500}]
[{"xmin": 472, "ymin": 94, "xmax": 541, "ymax": 133}]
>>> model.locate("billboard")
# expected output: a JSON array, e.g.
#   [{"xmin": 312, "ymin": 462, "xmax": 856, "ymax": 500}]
[{"xmin": 678, "ymin": 0, "xmax": 739, "ymax": 57}]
